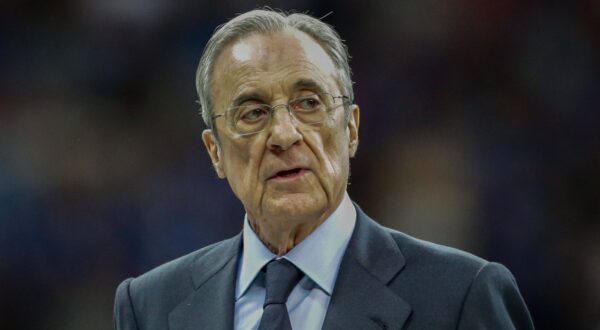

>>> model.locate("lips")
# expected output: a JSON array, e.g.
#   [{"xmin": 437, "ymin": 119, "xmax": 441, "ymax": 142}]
[
  {"xmin": 277, "ymin": 168, "xmax": 302, "ymax": 177},
  {"xmin": 268, "ymin": 167, "xmax": 309, "ymax": 180}
]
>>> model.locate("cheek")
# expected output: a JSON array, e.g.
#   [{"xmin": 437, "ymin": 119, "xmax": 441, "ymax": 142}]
[
  {"xmin": 223, "ymin": 137, "xmax": 266, "ymax": 196},
  {"xmin": 310, "ymin": 128, "xmax": 350, "ymax": 184}
]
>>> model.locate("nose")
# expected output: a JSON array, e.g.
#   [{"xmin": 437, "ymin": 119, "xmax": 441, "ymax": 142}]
[{"xmin": 266, "ymin": 105, "xmax": 303, "ymax": 152}]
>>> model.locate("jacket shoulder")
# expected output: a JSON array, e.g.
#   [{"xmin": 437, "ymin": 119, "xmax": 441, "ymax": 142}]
[
  {"xmin": 386, "ymin": 227, "xmax": 487, "ymax": 274},
  {"xmin": 131, "ymin": 237, "xmax": 235, "ymax": 293},
  {"xmin": 114, "ymin": 235, "xmax": 240, "ymax": 329},
  {"xmin": 380, "ymin": 226, "xmax": 532, "ymax": 327}
]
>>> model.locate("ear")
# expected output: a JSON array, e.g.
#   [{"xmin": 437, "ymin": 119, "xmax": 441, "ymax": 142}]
[
  {"xmin": 347, "ymin": 105, "xmax": 360, "ymax": 157},
  {"xmin": 202, "ymin": 129, "xmax": 226, "ymax": 178}
]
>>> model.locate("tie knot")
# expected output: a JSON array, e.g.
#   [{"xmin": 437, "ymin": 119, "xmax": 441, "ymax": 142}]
[{"xmin": 263, "ymin": 259, "xmax": 303, "ymax": 306}]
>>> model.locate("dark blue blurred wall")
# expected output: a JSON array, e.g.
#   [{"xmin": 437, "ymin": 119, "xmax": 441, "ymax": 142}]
[{"xmin": 1, "ymin": 1, "xmax": 599, "ymax": 329}]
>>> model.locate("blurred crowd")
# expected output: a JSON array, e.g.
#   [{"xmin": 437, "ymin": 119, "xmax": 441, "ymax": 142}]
[{"xmin": 1, "ymin": 1, "xmax": 599, "ymax": 329}]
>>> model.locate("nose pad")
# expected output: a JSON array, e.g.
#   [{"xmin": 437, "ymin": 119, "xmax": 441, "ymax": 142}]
[
  {"xmin": 269, "ymin": 104, "xmax": 299, "ymax": 128},
  {"xmin": 267, "ymin": 104, "xmax": 302, "ymax": 151}
]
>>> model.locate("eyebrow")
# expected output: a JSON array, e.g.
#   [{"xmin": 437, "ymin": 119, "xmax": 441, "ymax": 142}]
[
  {"xmin": 292, "ymin": 78, "xmax": 327, "ymax": 94},
  {"xmin": 229, "ymin": 78, "xmax": 327, "ymax": 107},
  {"xmin": 231, "ymin": 91, "xmax": 267, "ymax": 107}
]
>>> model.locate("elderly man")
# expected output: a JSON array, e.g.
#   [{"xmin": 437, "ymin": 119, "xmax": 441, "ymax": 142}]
[{"xmin": 114, "ymin": 9, "xmax": 533, "ymax": 330}]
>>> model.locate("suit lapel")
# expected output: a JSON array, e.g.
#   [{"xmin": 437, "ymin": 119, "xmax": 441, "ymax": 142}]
[
  {"xmin": 168, "ymin": 234, "xmax": 242, "ymax": 330},
  {"xmin": 323, "ymin": 205, "xmax": 412, "ymax": 330},
  {"xmin": 166, "ymin": 204, "xmax": 412, "ymax": 329}
]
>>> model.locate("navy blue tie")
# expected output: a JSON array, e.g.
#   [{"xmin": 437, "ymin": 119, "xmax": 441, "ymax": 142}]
[{"xmin": 257, "ymin": 259, "xmax": 303, "ymax": 330}]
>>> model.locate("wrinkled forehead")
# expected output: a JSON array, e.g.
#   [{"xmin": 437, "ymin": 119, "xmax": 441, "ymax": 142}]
[{"xmin": 211, "ymin": 30, "xmax": 340, "ymax": 101}]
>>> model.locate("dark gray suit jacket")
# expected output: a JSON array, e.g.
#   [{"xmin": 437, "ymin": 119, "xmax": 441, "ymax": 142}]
[{"xmin": 114, "ymin": 205, "xmax": 533, "ymax": 329}]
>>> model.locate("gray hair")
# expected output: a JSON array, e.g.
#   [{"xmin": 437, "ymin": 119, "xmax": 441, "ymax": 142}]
[{"xmin": 195, "ymin": 9, "xmax": 354, "ymax": 130}]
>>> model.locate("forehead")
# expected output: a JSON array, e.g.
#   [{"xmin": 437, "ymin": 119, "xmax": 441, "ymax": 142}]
[{"xmin": 211, "ymin": 30, "xmax": 339, "ymax": 105}]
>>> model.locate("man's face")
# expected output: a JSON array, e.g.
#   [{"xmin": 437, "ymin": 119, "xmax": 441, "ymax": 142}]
[{"xmin": 202, "ymin": 30, "xmax": 359, "ymax": 232}]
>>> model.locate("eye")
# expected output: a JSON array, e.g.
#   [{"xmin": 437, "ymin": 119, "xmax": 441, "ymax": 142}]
[
  {"xmin": 239, "ymin": 105, "xmax": 269, "ymax": 122},
  {"xmin": 292, "ymin": 95, "xmax": 323, "ymax": 112}
]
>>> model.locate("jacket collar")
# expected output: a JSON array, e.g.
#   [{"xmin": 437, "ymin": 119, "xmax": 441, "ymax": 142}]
[
  {"xmin": 168, "ymin": 234, "xmax": 242, "ymax": 330},
  {"xmin": 322, "ymin": 204, "xmax": 412, "ymax": 329},
  {"xmin": 167, "ymin": 203, "xmax": 412, "ymax": 330}
]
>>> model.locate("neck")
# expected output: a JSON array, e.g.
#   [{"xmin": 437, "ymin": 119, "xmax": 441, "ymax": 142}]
[
  {"xmin": 248, "ymin": 215, "xmax": 327, "ymax": 256},
  {"xmin": 247, "ymin": 192, "xmax": 347, "ymax": 255}
]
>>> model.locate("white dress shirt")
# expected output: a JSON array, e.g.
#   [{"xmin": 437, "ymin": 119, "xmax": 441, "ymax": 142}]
[{"xmin": 234, "ymin": 192, "xmax": 356, "ymax": 330}]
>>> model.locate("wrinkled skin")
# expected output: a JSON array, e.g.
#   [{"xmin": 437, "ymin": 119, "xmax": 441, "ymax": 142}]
[{"xmin": 202, "ymin": 29, "xmax": 359, "ymax": 255}]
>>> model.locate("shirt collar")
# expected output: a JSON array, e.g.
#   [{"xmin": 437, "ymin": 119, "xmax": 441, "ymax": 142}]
[
  {"xmin": 235, "ymin": 192, "xmax": 356, "ymax": 300},
  {"xmin": 236, "ymin": 214, "xmax": 276, "ymax": 300}
]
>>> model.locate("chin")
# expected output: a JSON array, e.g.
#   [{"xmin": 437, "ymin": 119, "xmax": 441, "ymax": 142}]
[{"xmin": 263, "ymin": 192, "xmax": 327, "ymax": 222}]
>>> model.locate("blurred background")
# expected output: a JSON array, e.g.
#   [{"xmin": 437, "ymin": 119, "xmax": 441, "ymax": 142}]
[{"xmin": 1, "ymin": 0, "xmax": 599, "ymax": 329}]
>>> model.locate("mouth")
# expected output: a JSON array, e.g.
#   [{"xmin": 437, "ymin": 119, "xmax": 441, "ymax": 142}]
[{"xmin": 269, "ymin": 168, "xmax": 309, "ymax": 180}]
